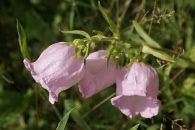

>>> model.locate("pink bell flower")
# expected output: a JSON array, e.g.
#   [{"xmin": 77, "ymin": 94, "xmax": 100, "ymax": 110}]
[
  {"xmin": 111, "ymin": 62, "xmax": 161, "ymax": 118},
  {"xmin": 78, "ymin": 50, "xmax": 117, "ymax": 98},
  {"xmin": 23, "ymin": 42, "xmax": 85, "ymax": 104}
]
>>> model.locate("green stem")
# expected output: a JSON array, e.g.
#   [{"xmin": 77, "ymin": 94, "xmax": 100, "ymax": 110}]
[
  {"xmin": 82, "ymin": 92, "xmax": 116, "ymax": 118},
  {"xmin": 83, "ymin": 35, "xmax": 141, "ymax": 48}
]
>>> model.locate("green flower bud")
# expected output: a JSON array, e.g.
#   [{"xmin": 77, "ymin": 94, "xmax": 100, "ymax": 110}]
[{"xmin": 77, "ymin": 44, "xmax": 86, "ymax": 49}]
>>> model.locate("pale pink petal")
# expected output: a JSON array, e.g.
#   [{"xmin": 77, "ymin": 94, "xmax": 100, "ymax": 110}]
[
  {"xmin": 111, "ymin": 62, "xmax": 161, "ymax": 118},
  {"xmin": 111, "ymin": 95, "xmax": 161, "ymax": 118},
  {"xmin": 116, "ymin": 62, "xmax": 159, "ymax": 98},
  {"xmin": 78, "ymin": 50, "xmax": 116, "ymax": 98},
  {"xmin": 24, "ymin": 42, "xmax": 84, "ymax": 104}
]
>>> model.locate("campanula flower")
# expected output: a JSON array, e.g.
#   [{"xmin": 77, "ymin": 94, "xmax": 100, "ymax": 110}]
[
  {"xmin": 111, "ymin": 62, "xmax": 161, "ymax": 118},
  {"xmin": 24, "ymin": 42, "xmax": 85, "ymax": 104},
  {"xmin": 78, "ymin": 50, "xmax": 116, "ymax": 98}
]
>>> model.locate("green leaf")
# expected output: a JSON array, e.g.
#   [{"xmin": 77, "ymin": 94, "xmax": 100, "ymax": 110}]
[
  {"xmin": 60, "ymin": 30, "xmax": 91, "ymax": 39},
  {"xmin": 188, "ymin": 46, "xmax": 195, "ymax": 62},
  {"xmin": 122, "ymin": 30, "xmax": 144, "ymax": 44},
  {"xmin": 16, "ymin": 19, "xmax": 31, "ymax": 60},
  {"xmin": 98, "ymin": 1, "xmax": 120, "ymax": 38},
  {"xmin": 129, "ymin": 124, "xmax": 140, "ymax": 130},
  {"xmin": 64, "ymin": 100, "xmax": 91, "ymax": 130},
  {"xmin": 56, "ymin": 108, "xmax": 75, "ymax": 130},
  {"xmin": 142, "ymin": 45, "xmax": 175, "ymax": 62},
  {"xmin": 69, "ymin": 3, "xmax": 75, "ymax": 30},
  {"xmin": 133, "ymin": 21, "xmax": 161, "ymax": 48},
  {"xmin": 0, "ymin": 72, "xmax": 14, "ymax": 84},
  {"xmin": 182, "ymin": 74, "xmax": 195, "ymax": 98},
  {"xmin": 146, "ymin": 124, "xmax": 160, "ymax": 130},
  {"xmin": 173, "ymin": 58, "xmax": 191, "ymax": 68}
]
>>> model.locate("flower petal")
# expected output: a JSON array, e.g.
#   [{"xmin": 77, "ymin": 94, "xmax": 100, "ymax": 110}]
[
  {"xmin": 78, "ymin": 50, "xmax": 116, "ymax": 98},
  {"xmin": 111, "ymin": 95, "xmax": 161, "ymax": 118},
  {"xmin": 24, "ymin": 42, "xmax": 85, "ymax": 104},
  {"xmin": 111, "ymin": 62, "xmax": 161, "ymax": 118},
  {"xmin": 116, "ymin": 62, "xmax": 159, "ymax": 98}
]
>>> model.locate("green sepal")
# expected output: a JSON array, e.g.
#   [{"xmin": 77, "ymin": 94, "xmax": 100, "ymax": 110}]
[
  {"xmin": 60, "ymin": 30, "xmax": 91, "ymax": 39},
  {"xmin": 142, "ymin": 45, "xmax": 175, "ymax": 62},
  {"xmin": 16, "ymin": 19, "xmax": 31, "ymax": 60},
  {"xmin": 92, "ymin": 30, "xmax": 104, "ymax": 35},
  {"xmin": 84, "ymin": 44, "xmax": 89, "ymax": 59},
  {"xmin": 106, "ymin": 43, "xmax": 115, "ymax": 67},
  {"xmin": 133, "ymin": 21, "xmax": 161, "ymax": 48},
  {"xmin": 98, "ymin": 1, "xmax": 120, "ymax": 38}
]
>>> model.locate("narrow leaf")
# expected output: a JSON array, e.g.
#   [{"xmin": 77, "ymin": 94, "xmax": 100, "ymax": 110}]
[
  {"xmin": 129, "ymin": 124, "xmax": 140, "ymax": 130},
  {"xmin": 16, "ymin": 19, "xmax": 31, "ymax": 60},
  {"xmin": 64, "ymin": 100, "xmax": 91, "ymax": 130},
  {"xmin": 133, "ymin": 21, "xmax": 161, "ymax": 48},
  {"xmin": 1, "ymin": 73, "xmax": 14, "ymax": 84},
  {"xmin": 142, "ymin": 45, "xmax": 175, "ymax": 62},
  {"xmin": 60, "ymin": 30, "xmax": 91, "ymax": 39},
  {"xmin": 69, "ymin": 4, "xmax": 75, "ymax": 30},
  {"xmin": 98, "ymin": 1, "xmax": 120, "ymax": 38},
  {"xmin": 56, "ymin": 108, "xmax": 75, "ymax": 130},
  {"xmin": 122, "ymin": 30, "xmax": 144, "ymax": 44}
]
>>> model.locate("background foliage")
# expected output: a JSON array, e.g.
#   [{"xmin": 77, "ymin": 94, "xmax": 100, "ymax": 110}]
[{"xmin": 0, "ymin": 0, "xmax": 195, "ymax": 130}]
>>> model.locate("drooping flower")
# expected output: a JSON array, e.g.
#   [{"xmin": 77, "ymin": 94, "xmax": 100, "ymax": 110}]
[
  {"xmin": 78, "ymin": 50, "xmax": 117, "ymax": 98},
  {"xmin": 24, "ymin": 42, "xmax": 85, "ymax": 104},
  {"xmin": 111, "ymin": 62, "xmax": 161, "ymax": 118}
]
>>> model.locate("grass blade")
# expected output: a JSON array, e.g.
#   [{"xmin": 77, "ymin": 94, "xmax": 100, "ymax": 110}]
[
  {"xmin": 60, "ymin": 30, "xmax": 91, "ymax": 39},
  {"xmin": 16, "ymin": 19, "xmax": 31, "ymax": 60},
  {"xmin": 133, "ymin": 21, "xmax": 161, "ymax": 48},
  {"xmin": 56, "ymin": 108, "xmax": 75, "ymax": 130},
  {"xmin": 98, "ymin": 1, "xmax": 120, "ymax": 38},
  {"xmin": 129, "ymin": 124, "xmax": 140, "ymax": 130}
]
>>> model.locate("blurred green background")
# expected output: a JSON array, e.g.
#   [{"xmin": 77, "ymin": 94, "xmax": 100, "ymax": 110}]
[{"xmin": 0, "ymin": 0, "xmax": 195, "ymax": 130}]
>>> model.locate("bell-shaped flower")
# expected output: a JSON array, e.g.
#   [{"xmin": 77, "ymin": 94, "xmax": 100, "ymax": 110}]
[
  {"xmin": 78, "ymin": 50, "xmax": 117, "ymax": 98},
  {"xmin": 24, "ymin": 42, "xmax": 85, "ymax": 104},
  {"xmin": 111, "ymin": 62, "xmax": 161, "ymax": 118}
]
